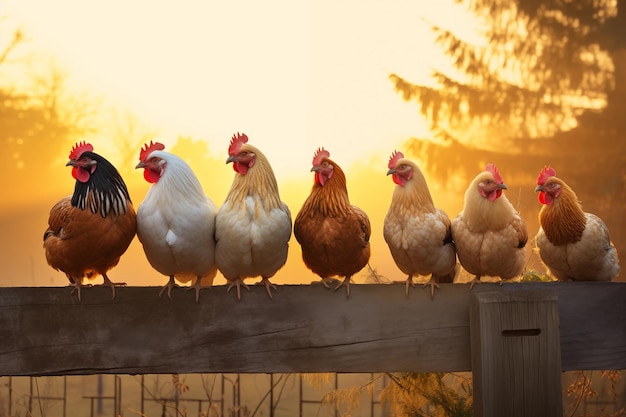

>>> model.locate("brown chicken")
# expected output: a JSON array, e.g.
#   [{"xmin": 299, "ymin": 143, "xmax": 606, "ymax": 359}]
[
  {"xmin": 535, "ymin": 165, "xmax": 620, "ymax": 281},
  {"xmin": 43, "ymin": 142, "xmax": 137, "ymax": 300},
  {"xmin": 451, "ymin": 163, "xmax": 527, "ymax": 287},
  {"xmin": 294, "ymin": 147, "xmax": 371, "ymax": 298}
]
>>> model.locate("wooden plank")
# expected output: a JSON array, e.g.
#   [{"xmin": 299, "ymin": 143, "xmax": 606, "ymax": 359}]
[
  {"xmin": 0, "ymin": 283, "xmax": 471, "ymax": 376},
  {"xmin": 0, "ymin": 282, "xmax": 624, "ymax": 376},
  {"xmin": 470, "ymin": 290, "xmax": 562, "ymax": 417}
]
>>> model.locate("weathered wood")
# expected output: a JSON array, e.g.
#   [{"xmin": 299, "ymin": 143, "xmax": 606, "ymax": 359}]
[
  {"xmin": 0, "ymin": 282, "xmax": 624, "ymax": 376},
  {"xmin": 470, "ymin": 290, "xmax": 562, "ymax": 417}
]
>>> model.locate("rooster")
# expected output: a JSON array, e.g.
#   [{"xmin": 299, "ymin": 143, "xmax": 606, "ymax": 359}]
[
  {"xmin": 135, "ymin": 141, "xmax": 218, "ymax": 301},
  {"xmin": 294, "ymin": 147, "xmax": 371, "ymax": 298},
  {"xmin": 215, "ymin": 132, "xmax": 292, "ymax": 300},
  {"xmin": 535, "ymin": 165, "xmax": 620, "ymax": 281},
  {"xmin": 451, "ymin": 163, "xmax": 527, "ymax": 287},
  {"xmin": 383, "ymin": 151, "xmax": 456, "ymax": 297},
  {"xmin": 43, "ymin": 141, "xmax": 136, "ymax": 300}
]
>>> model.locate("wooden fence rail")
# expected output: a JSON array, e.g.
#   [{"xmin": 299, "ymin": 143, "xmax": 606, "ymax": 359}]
[
  {"xmin": 1, "ymin": 282, "xmax": 625, "ymax": 416},
  {"xmin": 0, "ymin": 281, "xmax": 624, "ymax": 376}
]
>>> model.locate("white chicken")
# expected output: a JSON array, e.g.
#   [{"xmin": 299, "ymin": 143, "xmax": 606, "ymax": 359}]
[
  {"xmin": 535, "ymin": 165, "xmax": 620, "ymax": 281},
  {"xmin": 215, "ymin": 132, "xmax": 292, "ymax": 300},
  {"xmin": 135, "ymin": 141, "xmax": 218, "ymax": 301},
  {"xmin": 383, "ymin": 151, "xmax": 456, "ymax": 297},
  {"xmin": 451, "ymin": 163, "xmax": 528, "ymax": 287}
]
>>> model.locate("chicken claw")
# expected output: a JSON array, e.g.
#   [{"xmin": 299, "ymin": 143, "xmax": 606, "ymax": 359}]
[
  {"xmin": 333, "ymin": 277, "xmax": 352, "ymax": 298},
  {"xmin": 99, "ymin": 273, "xmax": 126, "ymax": 299},
  {"xmin": 405, "ymin": 275, "xmax": 416, "ymax": 296},
  {"xmin": 259, "ymin": 277, "xmax": 277, "ymax": 299},
  {"xmin": 69, "ymin": 277, "xmax": 92, "ymax": 301},
  {"xmin": 185, "ymin": 276, "xmax": 205, "ymax": 302},
  {"xmin": 320, "ymin": 277, "xmax": 339, "ymax": 289},
  {"xmin": 468, "ymin": 275, "xmax": 481, "ymax": 289},
  {"xmin": 422, "ymin": 277, "xmax": 440, "ymax": 300},
  {"xmin": 159, "ymin": 276, "xmax": 180, "ymax": 299},
  {"xmin": 227, "ymin": 278, "xmax": 250, "ymax": 300}
]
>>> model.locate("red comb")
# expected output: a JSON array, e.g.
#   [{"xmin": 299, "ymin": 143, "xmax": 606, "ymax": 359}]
[
  {"xmin": 228, "ymin": 132, "xmax": 248, "ymax": 155},
  {"xmin": 537, "ymin": 165, "xmax": 556, "ymax": 185},
  {"xmin": 139, "ymin": 141, "xmax": 166, "ymax": 161},
  {"xmin": 313, "ymin": 147, "xmax": 330, "ymax": 166},
  {"xmin": 69, "ymin": 141, "xmax": 93, "ymax": 160},
  {"xmin": 388, "ymin": 150, "xmax": 404, "ymax": 169},
  {"xmin": 485, "ymin": 163, "xmax": 504, "ymax": 184}
]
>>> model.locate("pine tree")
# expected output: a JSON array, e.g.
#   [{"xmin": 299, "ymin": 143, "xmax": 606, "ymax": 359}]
[{"xmin": 390, "ymin": 0, "xmax": 626, "ymax": 263}]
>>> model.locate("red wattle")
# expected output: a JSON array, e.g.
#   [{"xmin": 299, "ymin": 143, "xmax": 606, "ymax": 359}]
[
  {"xmin": 74, "ymin": 167, "xmax": 91, "ymax": 183},
  {"xmin": 234, "ymin": 162, "xmax": 248, "ymax": 175},
  {"xmin": 144, "ymin": 169, "xmax": 160, "ymax": 184},
  {"xmin": 538, "ymin": 191, "xmax": 553, "ymax": 205}
]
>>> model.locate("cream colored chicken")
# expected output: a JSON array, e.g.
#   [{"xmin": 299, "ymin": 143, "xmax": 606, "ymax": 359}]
[
  {"xmin": 451, "ymin": 163, "xmax": 527, "ymax": 287},
  {"xmin": 215, "ymin": 133, "xmax": 292, "ymax": 300},
  {"xmin": 535, "ymin": 165, "xmax": 619, "ymax": 281},
  {"xmin": 383, "ymin": 151, "xmax": 456, "ymax": 297}
]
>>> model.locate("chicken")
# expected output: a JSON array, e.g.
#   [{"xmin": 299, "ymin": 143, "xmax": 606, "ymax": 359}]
[
  {"xmin": 43, "ymin": 141, "xmax": 136, "ymax": 300},
  {"xmin": 535, "ymin": 165, "xmax": 620, "ymax": 281},
  {"xmin": 383, "ymin": 151, "xmax": 456, "ymax": 297},
  {"xmin": 294, "ymin": 147, "xmax": 371, "ymax": 298},
  {"xmin": 135, "ymin": 141, "xmax": 218, "ymax": 301},
  {"xmin": 215, "ymin": 132, "xmax": 292, "ymax": 300},
  {"xmin": 451, "ymin": 163, "xmax": 527, "ymax": 287}
]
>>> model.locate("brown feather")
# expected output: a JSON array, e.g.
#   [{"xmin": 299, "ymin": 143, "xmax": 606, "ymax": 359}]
[
  {"xmin": 294, "ymin": 159, "xmax": 370, "ymax": 279},
  {"xmin": 538, "ymin": 178, "xmax": 586, "ymax": 246},
  {"xmin": 44, "ymin": 196, "xmax": 136, "ymax": 282}
]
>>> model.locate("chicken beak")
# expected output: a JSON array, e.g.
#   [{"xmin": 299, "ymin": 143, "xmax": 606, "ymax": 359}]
[
  {"xmin": 310, "ymin": 166, "xmax": 320, "ymax": 173},
  {"xmin": 386, "ymin": 168, "xmax": 396, "ymax": 176},
  {"xmin": 499, "ymin": 183, "xmax": 508, "ymax": 190},
  {"xmin": 226, "ymin": 155, "xmax": 237, "ymax": 164},
  {"xmin": 135, "ymin": 161, "xmax": 146, "ymax": 169},
  {"xmin": 534, "ymin": 185, "xmax": 544, "ymax": 192}
]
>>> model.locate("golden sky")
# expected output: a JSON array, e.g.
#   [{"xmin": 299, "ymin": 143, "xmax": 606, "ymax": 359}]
[
  {"xmin": 2, "ymin": 0, "xmax": 480, "ymax": 177},
  {"xmin": 0, "ymin": 0, "xmax": 483, "ymax": 289}
]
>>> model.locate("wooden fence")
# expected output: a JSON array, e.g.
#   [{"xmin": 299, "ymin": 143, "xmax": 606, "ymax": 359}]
[{"xmin": 0, "ymin": 282, "xmax": 625, "ymax": 416}]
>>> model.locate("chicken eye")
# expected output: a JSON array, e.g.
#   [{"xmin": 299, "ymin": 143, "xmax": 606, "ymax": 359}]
[
  {"xmin": 150, "ymin": 157, "xmax": 158, "ymax": 163},
  {"xmin": 240, "ymin": 151, "xmax": 248, "ymax": 157}
]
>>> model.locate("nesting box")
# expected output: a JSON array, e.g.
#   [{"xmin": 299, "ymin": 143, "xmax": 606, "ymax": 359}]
[{"xmin": 470, "ymin": 288, "xmax": 562, "ymax": 417}]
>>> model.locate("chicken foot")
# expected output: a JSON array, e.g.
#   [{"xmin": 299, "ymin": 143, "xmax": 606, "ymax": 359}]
[
  {"xmin": 468, "ymin": 275, "xmax": 481, "ymax": 289},
  {"xmin": 422, "ymin": 275, "xmax": 440, "ymax": 300},
  {"xmin": 184, "ymin": 276, "xmax": 205, "ymax": 303},
  {"xmin": 227, "ymin": 278, "xmax": 250, "ymax": 301},
  {"xmin": 68, "ymin": 275, "xmax": 91, "ymax": 301},
  {"xmin": 99, "ymin": 273, "xmax": 126, "ymax": 299},
  {"xmin": 258, "ymin": 277, "xmax": 277, "ymax": 299},
  {"xmin": 405, "ymin": 275, "xmax": 416, "ymax": 295},
  {"xmin": 159, "ymin": 276, "xmax": 180, "ymax": 299},
  {"xmin": 332, "ymin": 276, "xmax": 352, "ymax": 298}
]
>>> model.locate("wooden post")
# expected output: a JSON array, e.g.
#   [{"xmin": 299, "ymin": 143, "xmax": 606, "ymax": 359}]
[{"xmin": 470, "ymin": 289, "xmax": 563, "ymax": 417}]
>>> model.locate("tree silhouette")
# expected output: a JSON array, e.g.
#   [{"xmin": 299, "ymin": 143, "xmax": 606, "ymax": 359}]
[{"xmin": 390, "ymin": 0, "xmax": 626, "ymax": 270}]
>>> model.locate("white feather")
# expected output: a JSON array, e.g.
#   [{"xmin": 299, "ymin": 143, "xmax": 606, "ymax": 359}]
[{"xmin": 136, "ymin": 151, "xmax": 217, "ymax": 284}]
